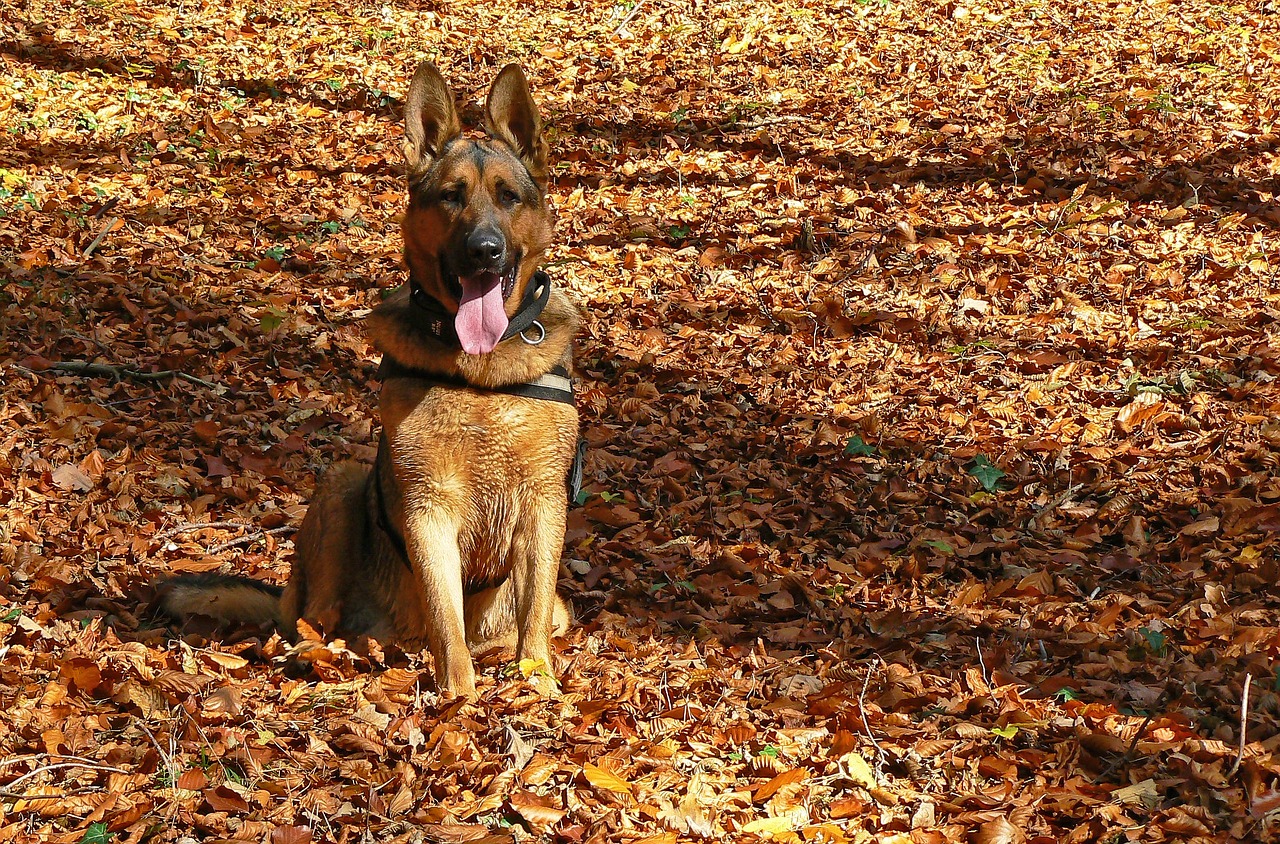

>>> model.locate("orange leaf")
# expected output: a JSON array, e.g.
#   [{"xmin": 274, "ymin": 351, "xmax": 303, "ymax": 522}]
[
  {"xmin": 583, "ymin": 762, "xmax": 634, "ymax": 797},
  {"xmin": 754, "ymin": 767, "xmax": 808, "ymax": 803}
]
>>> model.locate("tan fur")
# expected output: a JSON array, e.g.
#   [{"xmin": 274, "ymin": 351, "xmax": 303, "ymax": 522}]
[{"xmin": 163, "ymin": 63, "xmax": 577, "ymax": 699}]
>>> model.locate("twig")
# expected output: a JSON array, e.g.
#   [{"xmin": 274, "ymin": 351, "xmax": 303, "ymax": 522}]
[
  {"xmin": 15, "ymin": 360, "xmax": 220, "ymax": 390},
  {"xmin": 1094, "ymin": 685, "xmax": 1176, "ymax": 783},
  {"xmin": 975, "ymin": 636, "xmax": 997, "ymax": 705},
  {"xmin": 0, "ymin": 753, "xmax": 112, "ymax": 770},
  {"xmin": 0, "ymin": 760, "xmax": 131, "ymax": 798},
  {"xmin": 155, "ymin": 520, "xmax": 262, "ymax": 544},
  {"xmin": 93, "ymin": 197, "xmax": 121, "ymax": 219},
  {"xmin": 611, "ymin": 0, "xmax": 646, "ymax": 36},
  {"xmin": 208, "ymin": 525, "xmax": 296, "ymax": 555},
  {"xmin": 736, "ymin": 115, "xmax": 811, "ymax": 130},
  {"xmin": 858, "ymin": 656, "xmax": 887, "ymax": 765},
  {"xmin": 744, "ymin": 274, "xmax": 783, "ymax": 331},
  {"xmin": 1228, "ymin": 672, "xmax": 1253, "ymax": 778},
  {"xmin": 82, "ymin": 216, "xmax": 119, "ymax": 259},
  {"xmin": 64, "ymin": 330, "xmax": 115, "ymax": 358},
  {"xmin": 1096, "ymin": 710, "xmax": 1156, "ymax": 783},
  {"xmin": 1029, "ymin": 482, "xmax": 1085, "ymax": 527}
]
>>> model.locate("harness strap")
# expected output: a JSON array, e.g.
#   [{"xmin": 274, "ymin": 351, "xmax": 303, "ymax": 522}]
[
  {"xmin": 409, "ymin": 269, "xmax": 552, "ymax": 348},
  {"xmin": 376, "ymin": 357, "xmax": 575, "ymax": 405}
]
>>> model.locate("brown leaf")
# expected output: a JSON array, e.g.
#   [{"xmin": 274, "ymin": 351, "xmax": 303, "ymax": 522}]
[
  {"xmin": 203, "ymin": 685, "xmax": 243, "ymax": 715},
  {"xmin": 177, "ymin": 769, "xmax": 208, "ymax": 791},
  {"xmin": 974, "ymin": 817, "xmax": 1025, "ymax": 844},
  {"xmin": 204, "ymin": 784, "xmax": 251, "ymax": 813},
  {"xmin": 508, "ymin": 790, "xmax": 565, "ymax": 831},
  {"xmin": 52, "ymin": 463, "xmax": 94, "ymax": 492},
  {"xmin": 1180, "ymin": 516, "xmax": 1219, "ymax": 537},
  {"xmin": 271, "ymin": 827, "xmax": 313, "ymax": 844}
]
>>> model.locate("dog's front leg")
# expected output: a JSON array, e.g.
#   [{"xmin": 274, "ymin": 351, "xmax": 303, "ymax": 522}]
[
  {"xmin": 406, "ymin": 509, "xmax": 475, "ymax": 699},
  {"xmin": 514, "ymin": 502, "xmax": 566, "ymax": 685}
]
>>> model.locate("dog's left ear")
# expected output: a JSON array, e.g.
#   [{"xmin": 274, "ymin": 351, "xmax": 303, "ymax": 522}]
[{"xmin": 485, "ymin": 64, "xmax": 548, "ymax": 182}]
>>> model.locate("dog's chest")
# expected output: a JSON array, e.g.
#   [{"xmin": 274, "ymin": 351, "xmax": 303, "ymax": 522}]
[{"xmin": 384, "ymin": 383, "xmax": 576, "ymax": 551}]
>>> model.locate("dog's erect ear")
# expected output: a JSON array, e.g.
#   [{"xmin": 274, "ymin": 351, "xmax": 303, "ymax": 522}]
[
  {"xmin": 404, "ymin": 62, "xmax": 462, "ymax": 172},
  {"xmin": 484, "ymin": 64, "xmax": 547, "ymax": 181}
]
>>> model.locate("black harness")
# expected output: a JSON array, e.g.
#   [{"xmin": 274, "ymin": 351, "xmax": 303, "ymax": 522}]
[{"xmin": 371, "ymin": 271, "xmax": 585, "ymax": 578}]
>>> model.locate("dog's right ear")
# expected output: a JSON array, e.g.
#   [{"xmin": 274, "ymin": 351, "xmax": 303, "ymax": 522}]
[{"xmin": 403, "ymin": 62, "xmax": 461, "ymax": 172}]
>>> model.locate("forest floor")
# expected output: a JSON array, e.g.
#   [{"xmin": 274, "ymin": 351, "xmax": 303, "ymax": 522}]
[{"xmin": 1, "ymin": 0, "xmax": 1279, "ymax": 841}]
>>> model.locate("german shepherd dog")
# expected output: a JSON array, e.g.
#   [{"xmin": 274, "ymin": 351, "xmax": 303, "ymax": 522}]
[{"xmin": 162, "ymin": 62, "xmax": 578, "ymax": 700}]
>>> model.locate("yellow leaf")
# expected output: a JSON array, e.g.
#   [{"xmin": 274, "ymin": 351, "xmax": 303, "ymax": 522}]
[
  {"xmin": 840, "ymin": 751, "xmax": 877, "ymax": 789},
  {"xmin": 203, "ymin": 651, "xmax": 249, "ymax": 670},
  {"xmin": 1238, "ymin": 545, "xmax": 1262, "ymax": 566},
  {"xmin": 583, "ymin": 762, "xmax": 634, "ymax": 796},
  {"xmin": 742, "ymin": 815, "xmax": 795, "ymax": 834},
  {"xmin": 725, "ymin": 31, "xmax": 755, "ymax": 54},
  {"xmin": 518, "ymin": 658, "xmax": 549, "ymax": 678}
]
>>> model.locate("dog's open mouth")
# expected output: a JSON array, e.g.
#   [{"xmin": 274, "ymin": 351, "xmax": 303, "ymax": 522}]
[{"xmin": 453, "ymin": 266, "xmax": 518, "ymax": 355}]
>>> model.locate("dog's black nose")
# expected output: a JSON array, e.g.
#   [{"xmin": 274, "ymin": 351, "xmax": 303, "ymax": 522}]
[{"xmin": 466, "ymin": 230, "xmax": 505, "ymax": 265}]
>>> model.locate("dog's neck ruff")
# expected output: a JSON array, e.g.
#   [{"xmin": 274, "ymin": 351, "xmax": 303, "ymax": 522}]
[{"xmin": 409, "ymin": 268, "xmax": 552, "ymax": 349}]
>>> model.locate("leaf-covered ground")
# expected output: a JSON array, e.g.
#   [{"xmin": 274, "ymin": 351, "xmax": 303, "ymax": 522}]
[{"xmin": 2, "ymin": 0, "xmax": 1279, "ymax": 841}]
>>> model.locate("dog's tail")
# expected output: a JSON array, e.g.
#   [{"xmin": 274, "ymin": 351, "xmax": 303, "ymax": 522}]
[{"xmin": 157, "ymin": 573, "xmax": 283, "ymax": 627}]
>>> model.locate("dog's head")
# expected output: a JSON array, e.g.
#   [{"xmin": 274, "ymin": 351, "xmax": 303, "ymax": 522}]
[{"xmin": 400, "ymin": 62, "xmax": 553, "ymax": 356}]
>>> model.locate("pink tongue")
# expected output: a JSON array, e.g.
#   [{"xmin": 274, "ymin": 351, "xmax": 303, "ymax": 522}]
[{"xmin": 455, "ymin": 273, "xmax": 509, "ymax": 355}]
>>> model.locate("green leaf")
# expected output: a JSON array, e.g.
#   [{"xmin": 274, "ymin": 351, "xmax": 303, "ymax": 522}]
[
  {"xmin": 574, "ymin": 489, "xmax": 592, "ymax": 506},
  {"xmin": 1053, "ymin": 687, "xmax": 1079, "ymax": 702},
  {"xmin": 1140, "ymin": 627, "xmax": 1167, "ymax": 655},
  {"xmin": 260, "ymin": 309, "xmax": 285, "ymax": 333},
  {"xmin": 966, "ymin": 455, "xmax": 1005, "ymax": 492},
  {"xmin": 843, "ymin": 435, "xmax": 875, "ymax": 457},
  {"xmin": 80, "ymin": 823, "xmax": 112, "ymax": 844},
  {"xmin": 922, "ymin": 539, "xmax": 954, "ymax": 555},
  {"xmin": 991, "ymin": 725, "xmax": 1019, "ymax": 739}
]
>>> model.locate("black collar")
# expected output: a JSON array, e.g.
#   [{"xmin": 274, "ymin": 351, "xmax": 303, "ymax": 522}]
[
  {"xmin": 409, "ymin": 268, "xmax": 552, "ymax": 348},
  {"xmin": 377, "ymin": 356, "xmax": 575, "ymax": 404}
]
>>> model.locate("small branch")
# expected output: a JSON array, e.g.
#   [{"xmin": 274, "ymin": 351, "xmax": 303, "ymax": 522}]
[
  {"xmin": 976, "ymin": 636, "xmax": 997, "ymax": 705},
  {"xmin": 1029, "ymin": 482, "xmax": 1084, "ymax": 527},
  {"xmin": 611, "ymin": 0, "xmax": 646, "ymax": 36},
  {"xmin": 1096, "ymin": 711, "xmax": 1156, "ymax": 783},
  {"xmin": 1095, "ymin": 687, "xmax": 1175, "ymax": 784},
  {"xmin": 0, "ymin": 753, "xmax": 113, "ymax": 770},
  {"xmin": 82, "ymin": 216, "xmax": 119, "ymax": 259},
  {"xmin": 16, "ymin": 360, "xmax": 220, "ymax": 390},
  {"xmin": 1228, "ymin": 672, "xmax": 1253, "ymax": 778},
  {"xmin": 155, "ymin": 520, "xmax": 262, "ymax": 544},
  {"xmin": 858, "ymin": 656, "xmax": 887, "ymax": 765},
  {"xmin": 0, "ymin": 760, "xmax": 131, "ymax": 797},
  {"xmin": 208, "ymin": 525, "xmax": 296, "ymax": 555}
]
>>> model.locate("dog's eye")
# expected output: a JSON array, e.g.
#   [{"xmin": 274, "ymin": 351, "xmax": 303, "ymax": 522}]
[
  {"xmin": 440, "ymin": 186, "xmax": 464, "ymax": 204},
  {"xmin": 500, "ymin": 188, "xmax": 520, "ymax": 207}
]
